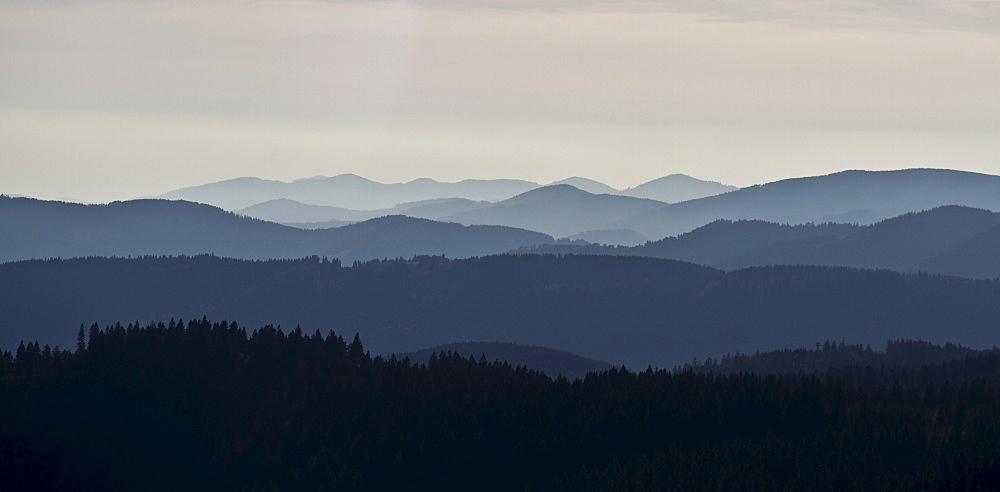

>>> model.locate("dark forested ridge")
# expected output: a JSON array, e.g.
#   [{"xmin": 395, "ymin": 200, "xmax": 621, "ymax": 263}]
[
  {"xmin": 683, "ymin": 340, "xmax": 1000, "ymax": 385},
  {"xmin": 2, "ymin": 254, "xmax": 997, "ymax": 368},
  {"xmin": 0, "ymin": 195, "xmax": 552, "ymax": 263},
  {"xmin": 3, "ymin": 320, "xmax": 1000, "ymax": 491},
  {"xmin": 522, "ymin": 206, "xmax": 1000, "ymax": 279}
]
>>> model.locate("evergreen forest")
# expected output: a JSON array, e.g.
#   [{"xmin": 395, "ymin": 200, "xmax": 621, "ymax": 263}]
[{"xmin": 3, "ymin": 319, "xmax": 1000, "ymax": 490}]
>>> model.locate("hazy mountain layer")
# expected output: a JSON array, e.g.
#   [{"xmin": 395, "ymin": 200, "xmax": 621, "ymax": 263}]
[
  {"xmin": 3, "ymin": 254, "xmax": 997, "ymax": 368},
  {"xmin": 159, "ymin": 175, "xmax": 538, "ymax": 211},
  {"xmin": 525, "ymin": 206, "xmax": 1000, "ymax": 279},
  {"xmin": 159, "ymin": 173, "xmax": 735, "ymax": 212},
  {"xmin": 441, "ymin": 185, "xmax": 667, "ymax": 238},
  {"xmin": 605, "ymin": 169, "xmax": 1000, "ymax": 238},
  {"xmin": 238, "ymin": 197, "xmax": 491, "ymax": 225},
  {"xmin": 0, "ymin": 196, "xmax": 552, "ymax": 263}
]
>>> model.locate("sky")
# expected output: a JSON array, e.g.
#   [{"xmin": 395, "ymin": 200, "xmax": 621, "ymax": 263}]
[{"xmin": 1, "ymin": 0, "xmax": 997, "ymax": 203}]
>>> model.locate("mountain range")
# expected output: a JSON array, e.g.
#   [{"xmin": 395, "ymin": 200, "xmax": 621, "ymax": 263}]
[
  {"xmin": 6, "ymin": 177, "xmax": 1000, "ymax": 279},
  {"xmin": 159, "ymin": 174, "xmax": 737, "ymax": 212},
  {"xmin": 223, "ymin": 169, "xmax": 999, "ymax": 243},
  {"xmin": 605, "ymin": 169, "xmax": 1000, "ymax": 239}
]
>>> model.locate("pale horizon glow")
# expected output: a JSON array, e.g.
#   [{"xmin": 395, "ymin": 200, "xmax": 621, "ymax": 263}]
[{"xmin": 1, "ymin": 0, "xmax": 997, "ymax": 203}]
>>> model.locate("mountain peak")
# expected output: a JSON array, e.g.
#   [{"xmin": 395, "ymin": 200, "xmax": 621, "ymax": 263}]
[
  {"xmin": 623, "ymin": 175, "xmax": 737, "ymax": 203},
  {"xmin": 547, "ymin": 177, "xmax": 618, "ymax": 195}
]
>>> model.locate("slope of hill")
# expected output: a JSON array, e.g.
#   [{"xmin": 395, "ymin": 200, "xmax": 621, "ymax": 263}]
[
  {"xmin": 0, "ymin": 196, "xmax": 552, "ymax": 263},
  {"xmin": 2, "ymin": 254, "xmax": 997, "ymax": 369},
  {"xmin": 607, "ymin": 169, "xmax": 1000, "ymax": 239},
  {"xmin": 519, "ymin": 220, "xmax": 862, "ymax": 267},
  {"xmin": 443, "ymin": 185, "xmax": 666, "ymax": 238},
  {"xmin": 719, "ymin": 206, "xmax": 1000, "ymax": 273},
  {"xmin": 401, "ymin": 342, "xmax": 613, "ymax": 380},
  {"xmin": 393, "ymin": 198, "xmax": 492, "ymax": 220},
  {"xmin": 914, "ymin": 223, "xmax": 1000, "ymax": 279},
  {"xmin": 237, "ymin": 197, "xmax": 491, "ymax": 225},
  {"xmin": 622, "ymin": 174, "xmax": 737, "ymax": 203},
  {"xmin": 237, "ymin": 199, "xmax": 374, "ymax": 223},
  {"xmin": 547, "ymin": 177, "xmax": 619, "ymax": 195},
  {"xmin": 519, "ymin": 206, "xmax": 1000, "ymax": 279}
]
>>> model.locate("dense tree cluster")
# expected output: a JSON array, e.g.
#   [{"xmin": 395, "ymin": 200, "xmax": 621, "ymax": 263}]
[
  {"xmin": 684, "ymin": 340, "xmax": 997, "ymax": 379},
  {"xmin": 3, "ymin": 319, "xmax": 1000, "ymax": 490}
]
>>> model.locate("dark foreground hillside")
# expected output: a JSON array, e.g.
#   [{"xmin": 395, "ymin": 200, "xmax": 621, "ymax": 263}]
[
  {"xmin": 2, "ymin": 320, "xmax": 999, "ymax": 491},
  {"xmin": 2, "ymin": 254, "xmax": 998, "ymax": 368}
]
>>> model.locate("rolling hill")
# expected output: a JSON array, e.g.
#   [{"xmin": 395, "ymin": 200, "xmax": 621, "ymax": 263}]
[
  {"xmin": 159, "ymin": 175, "xmax": 539, "ymax": 211},
  {"xmin": 604, "ymin": 169, "xmax": 1000, "ymax": 239},
  {"xmin": 621, "ymin": 174, "xmax": 738, "ymax": 203},
  {"xmin": 0, "ymin": 196, "xmax": 553, "ymax": 263},
  {"xmin": 237, "ymin": 197, "xmax": 491, "ymax": 225},
  {"xmin": 441, "ymin": 185, "xmax": 667, "ymax": 238},
  {"xmin": 520, "ymin": 206, "xmax": 1000, "ymax": 279},
  {"xmin": 2, "ymin": 254, "xmax": 997, "ymax": 368}
]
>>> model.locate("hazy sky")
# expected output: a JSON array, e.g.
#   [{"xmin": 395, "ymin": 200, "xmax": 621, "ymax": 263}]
[{"xmin": 1, "ymin": 0, "xmax": 997, "ymax": 202}]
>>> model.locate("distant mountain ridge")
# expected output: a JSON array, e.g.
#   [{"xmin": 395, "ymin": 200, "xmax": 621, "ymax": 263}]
[
  {"xmin": 158, "ymin": 173, "xmax": 736, "ymax": 211},
  {"xmin": 211, "ymin": 169, "xmax": 998, "ymax": 244},
  {"xmin": 0, "ymin": 196, "xmax": 552, "ymax": 263},
  {"xmin": 604, "ymin": 169, "xmax": 1000, "ymax": 239},
  {"xmin": 159, "ymin": 175, "xmax": 539, "ymax": 211},
  {"xmin": 522, "ymin": 206, "xmax": 1000, "ymax": 279}
]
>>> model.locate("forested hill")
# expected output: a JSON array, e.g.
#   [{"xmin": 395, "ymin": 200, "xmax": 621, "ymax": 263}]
[
  {"xmin": 2, "ymin": 254, "xmax": 998, "ymax": 368},
  {"xmin": 521, "ymin": 206, "xmax": 1000, "ymax": 279},
  {"xmin": 3, "ymin": 320, "xmax": 1000, "ymax": 490},
  {"xmin": 0, "ymin": 196, "xmax": 552, "ymax": 262}
]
